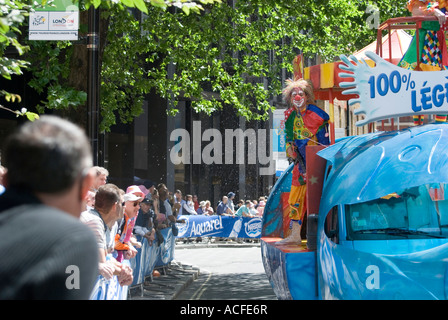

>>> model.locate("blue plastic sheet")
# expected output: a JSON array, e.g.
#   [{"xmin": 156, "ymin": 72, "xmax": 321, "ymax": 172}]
[
  {"xmin": 130, "ymin": 227, "xmax": 176, "ymax": 286},
  {"xmin": 89, "ymin": 259, "xmax": 131, "ymax": 300}
]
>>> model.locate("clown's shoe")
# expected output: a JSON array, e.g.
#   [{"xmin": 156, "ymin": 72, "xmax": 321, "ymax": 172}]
[{"xmin": 276, "ymin": 220, "xmax": 301, "ymax": 245}]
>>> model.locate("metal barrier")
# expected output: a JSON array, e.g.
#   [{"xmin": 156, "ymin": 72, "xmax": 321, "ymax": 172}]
[
  {"xmin": 89, "ymin": 215, "xmax": 262, "ymax": 300},
  {"xmin": 90, "ymin": 227, "xmax": 175, "ymax": 300}
]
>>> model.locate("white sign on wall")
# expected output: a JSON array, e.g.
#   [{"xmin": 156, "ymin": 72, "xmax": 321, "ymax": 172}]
[
  {"xmin": 339, "ymin": 51, "xmax": 448, "ymax": 126},
  {"xmin": 29, "ymin": 0, "xmax": 78, "ymax": 41}
]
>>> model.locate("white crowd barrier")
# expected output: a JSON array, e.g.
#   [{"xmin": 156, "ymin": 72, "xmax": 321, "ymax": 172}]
[
  {"xmin": 90, "ymin": 227, "xmax": 175, "ymax": 300},
  {"xmin": 89, "ymin": 215, "xmax": 262, "ymax": 300}
]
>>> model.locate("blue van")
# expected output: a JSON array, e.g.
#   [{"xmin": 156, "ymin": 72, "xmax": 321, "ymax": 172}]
[{"xmin": 261, "ymin": 124, "xmax": 448, "ymax": 299}]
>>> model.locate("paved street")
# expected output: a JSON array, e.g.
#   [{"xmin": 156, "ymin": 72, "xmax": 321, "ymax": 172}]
[{"xmin": 173, "ymin": 245, "xmax": 277, "ymax": 300}]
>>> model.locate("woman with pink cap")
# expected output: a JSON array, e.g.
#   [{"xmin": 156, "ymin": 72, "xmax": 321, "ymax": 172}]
[{"xmin": 114, "ymin": 185, "xmax": 144, "ymax": 262}]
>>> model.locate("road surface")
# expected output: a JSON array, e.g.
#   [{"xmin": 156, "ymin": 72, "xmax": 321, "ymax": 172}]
[{"xmin": 173, "ymin": 246, "xmax": 277, "ymax": 300}]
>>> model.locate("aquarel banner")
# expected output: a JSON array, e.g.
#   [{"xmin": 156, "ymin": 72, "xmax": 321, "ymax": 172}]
[{"xmin": 176, "ymin": 215, "xmax": 262, "ymax": 239}]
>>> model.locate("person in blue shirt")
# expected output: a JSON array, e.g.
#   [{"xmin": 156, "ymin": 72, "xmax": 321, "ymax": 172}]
[
  {"xmin": 235, "ymin": 200, "xmax": 256, "ymax": 218},
  {"xmin": 197, "ymin": 201, "xmax": 206, "ymax": 215},
  {"xmin": 182, "ymin": 194, "xmax": 197, "ymax": 215},
  {"xmin": 227, "ymin": 192, "xmax": 236, "ymax": 213},
  {"xmin": 216, "ymin": 196, "xmax": 232, "ymax": 215}
]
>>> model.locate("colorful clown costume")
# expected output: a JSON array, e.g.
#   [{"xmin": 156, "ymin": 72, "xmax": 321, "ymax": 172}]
[{"xmin": 284, "ymin": 104, "xmax": 330, "ymax": 230}]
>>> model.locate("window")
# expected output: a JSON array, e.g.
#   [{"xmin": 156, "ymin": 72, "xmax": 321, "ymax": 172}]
[
  {"xmin": 325, "ymin": 206, "xmax": 339, "ymax": 244},
  {"xmin": 345, "ymin": 183, "xmax": 448, "ymax": 240}
]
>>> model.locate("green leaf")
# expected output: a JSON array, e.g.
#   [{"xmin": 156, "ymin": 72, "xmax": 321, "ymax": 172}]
[
  {"xmin": 133, "ymin": 0, "xmax": 148, "ymax": 14},
  {"xmin": 120, "ymin": 0, "xmax": 134, "ymax": 8},
  {"xmin": 182, "ymin": 5, "xmax": 190, "ymax": 15},
  {"xmin": 92, "ymin": 0, "xmax": 101, "ymax": 8},
  {"xmin": 25, "ymin": 112, "xmax": 40, "ymax": 121},
  {"xmin": 149, "ymin": 0, "xmax": 166, "ymax": 9}
]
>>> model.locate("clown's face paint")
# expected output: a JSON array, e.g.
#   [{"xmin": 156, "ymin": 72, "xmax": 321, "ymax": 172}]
[{"xmin": 291, "ymin": 88, "xmax": 306, "ymax": 110}]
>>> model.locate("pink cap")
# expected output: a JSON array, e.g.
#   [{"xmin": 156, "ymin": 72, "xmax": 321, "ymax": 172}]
[
  {"xmin": 126, "ymin": 185, "xmax": 145, "ymax": 199},
  {"xmin": 137, "ymin": 185, "xmax": 150, "ymax": 196}
]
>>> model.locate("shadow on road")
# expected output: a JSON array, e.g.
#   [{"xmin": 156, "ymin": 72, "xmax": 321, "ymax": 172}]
[{"xmin": 178, "ymin": 271, "xmax": 277, "ymax": 300}]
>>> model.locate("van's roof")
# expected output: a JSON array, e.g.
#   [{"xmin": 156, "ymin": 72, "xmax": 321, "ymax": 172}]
[{"xmin": 318, "ymin": 124, "xmax": 448, "ymax": 211}]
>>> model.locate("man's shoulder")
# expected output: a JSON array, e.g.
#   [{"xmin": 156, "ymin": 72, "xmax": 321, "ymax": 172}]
[
  {"xmin": 0, "ymin": 204, "xmax": 98, "ymax": 299},
  {"xmin": 80, "ymin": 209, "xmax": 102, "ymax": 224},
  {"xmin": 1, "ymin": 204, "xmax": 96, "ymax": 238},
  {"xmin": 2, "ymin": 203, "xmax": 66, "ymax": 219}
]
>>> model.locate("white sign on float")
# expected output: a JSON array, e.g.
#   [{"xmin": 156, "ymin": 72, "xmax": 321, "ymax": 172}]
[
  {"xmin": 339, "ymin": 51, "xmax": 448, "ymax": 126},
  {"xmin": 272, "ymin": 109, "xmax": 289, "ymax": 177}
]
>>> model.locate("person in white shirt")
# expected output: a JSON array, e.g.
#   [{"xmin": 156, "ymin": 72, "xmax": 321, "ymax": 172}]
[{"xmin": 81, "ymin": 184, "xmax": 133, "ymax": 286}]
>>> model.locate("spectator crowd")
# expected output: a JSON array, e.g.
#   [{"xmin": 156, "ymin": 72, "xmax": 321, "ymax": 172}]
[{"xmin": 0, "ymin": 115, "xmax": 266, "ymax": 299}]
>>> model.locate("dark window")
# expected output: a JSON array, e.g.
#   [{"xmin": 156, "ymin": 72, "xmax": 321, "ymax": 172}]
[{"xmin": 325, "ymin": 206, "xmax": 339, "ymax": 244}]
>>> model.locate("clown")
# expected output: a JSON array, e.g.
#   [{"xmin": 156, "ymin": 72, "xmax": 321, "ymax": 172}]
[
  {"xmin": 400, "ymin": 1, "xmax": 448, "ymax": 124},
  {"xmin": 277, "ymin": 79, "xmax": 330, "ymax": 245}
]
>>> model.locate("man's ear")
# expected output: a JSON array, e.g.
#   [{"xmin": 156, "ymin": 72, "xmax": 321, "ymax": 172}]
[{"xmin": 2, "ymin": 171, "xmax": 8, "ymax": 188}]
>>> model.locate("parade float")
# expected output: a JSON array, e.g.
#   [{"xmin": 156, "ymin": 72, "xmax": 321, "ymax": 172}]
[{"xmin": 261, "ymin": 15, "xmax": 448, "ymax": 300}]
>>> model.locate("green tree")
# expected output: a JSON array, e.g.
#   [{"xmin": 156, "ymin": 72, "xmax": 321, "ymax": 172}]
[
  {"xmin": 0, "ymin": 0, "xmax": 221, "ymax": 121},
  {"xmin": 98, "ymin": 0, "xmax": 409, "ymax": 130},
  {"xmin": 3, "ymin": 0, "xmax": 409, "ymax": 127},
  {"xmin": 0, "ymin": 0, "xmax": 38, "ymax": 119}
]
